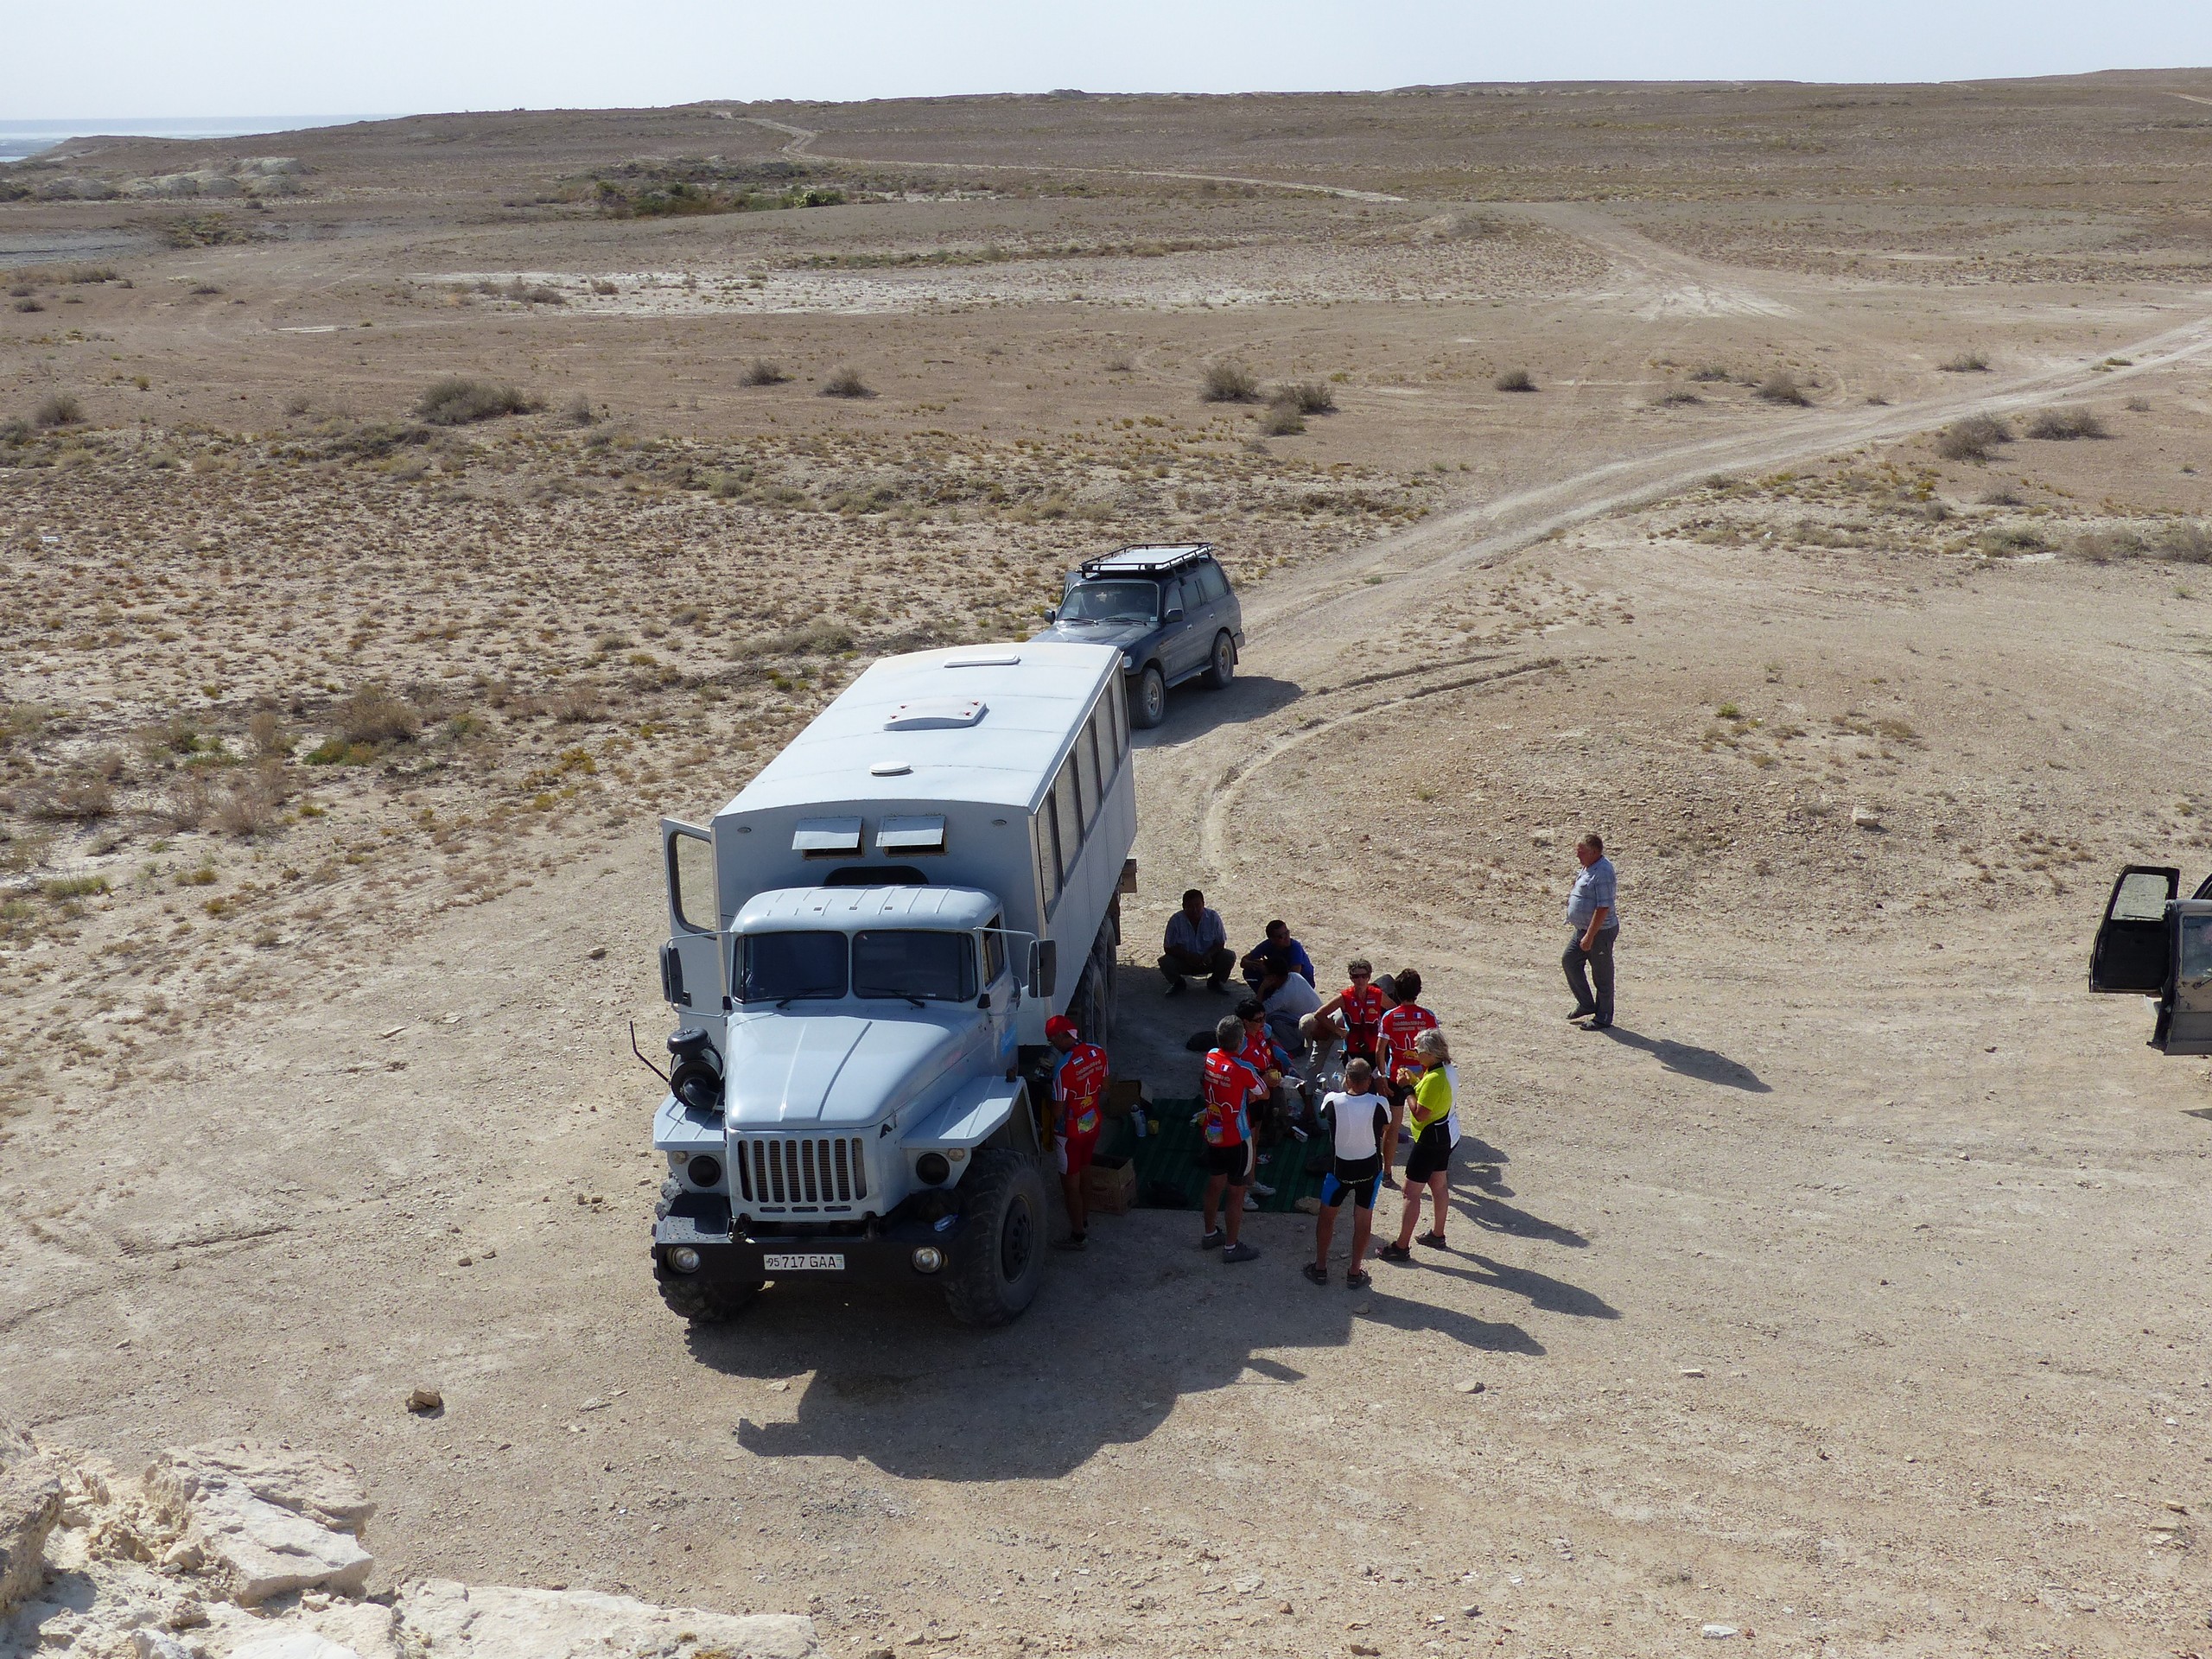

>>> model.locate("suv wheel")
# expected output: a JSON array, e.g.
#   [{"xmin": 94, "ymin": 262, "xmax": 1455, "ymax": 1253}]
[
  {"xmin": 944, "ymin": 1147, "xmax": 1048, "ymax": 1325},
  {"xmin": 1130, "ymin": 663, "xmax": 1167, "ymax": 729},
  {"xmin": 1204, "ymin": 632, "xmax": 1236, "ymax": 690}
]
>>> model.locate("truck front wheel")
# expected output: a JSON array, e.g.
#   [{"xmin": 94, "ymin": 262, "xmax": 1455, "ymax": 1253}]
[
  {"xmin": 655, "ymin": 1257, "xmax": 762, "ymax": 1324},
  {"xmin": 944, "ymin": 1149, "xmax": 1048, "ymax": 1326}
]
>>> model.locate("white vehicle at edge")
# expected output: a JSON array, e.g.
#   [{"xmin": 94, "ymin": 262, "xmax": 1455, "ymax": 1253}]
[{"xmin": 648, "ymin": 642, "xmax": 1135, "ymax": 1325}]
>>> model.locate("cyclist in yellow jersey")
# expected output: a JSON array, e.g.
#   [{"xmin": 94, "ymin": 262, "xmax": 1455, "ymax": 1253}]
[{"xmin": 1378, "ymin": 1029, "xmax": 1454, "ymax": 1262}]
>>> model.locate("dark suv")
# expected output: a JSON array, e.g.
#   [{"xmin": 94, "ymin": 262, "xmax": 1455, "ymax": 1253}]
[{"xmin": 1030, "ymin": 543, "xmax": 1244, "ymax": 728}]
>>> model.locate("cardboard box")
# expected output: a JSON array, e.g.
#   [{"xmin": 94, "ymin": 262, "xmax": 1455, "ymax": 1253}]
[
  {"xmin": 1084, "ymin": 1154, "xmax": 1135, "ymax": 1217},
  {"xmin": 1102, "ymin": 1077, "xmax": 1148, "ymax": 1120}
]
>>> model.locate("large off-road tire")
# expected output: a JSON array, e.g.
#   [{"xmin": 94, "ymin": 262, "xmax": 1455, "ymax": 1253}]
[
  {"xmin": 654, "ymin": 1256, "xmax": 762, "ymax": 1324},
  {"xmin": 944, "ymin": 1147, "xmax": 1049, "ymax": 1326},
  {"xmin": 1130, "ymin": 664, "xmax": 1167, "ymax": 729},
  {"xmin": 1203, "ymin": 631, "xmax": 1236, "ymax": 690}
]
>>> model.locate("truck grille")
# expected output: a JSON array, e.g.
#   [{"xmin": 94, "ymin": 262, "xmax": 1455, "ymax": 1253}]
[{"xmin": 733, "ymin": 1135, "xmax": 871, "ymax": 1211}]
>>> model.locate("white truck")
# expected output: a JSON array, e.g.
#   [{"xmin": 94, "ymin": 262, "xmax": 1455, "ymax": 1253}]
[{"xmin": 647, "ymin": 642, "xmax": 1136, "ymax": 1325}]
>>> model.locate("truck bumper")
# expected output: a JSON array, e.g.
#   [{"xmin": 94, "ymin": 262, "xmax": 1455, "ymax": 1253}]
[{"xmin": 653, "ymin": 1195, "xmax": 961, "ymax": 1287}]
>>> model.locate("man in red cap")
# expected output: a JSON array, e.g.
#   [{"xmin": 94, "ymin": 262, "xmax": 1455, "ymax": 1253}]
[{"xmin": 1046, "ymin": 1014, "xmax": 1110, "ymax": 1249}]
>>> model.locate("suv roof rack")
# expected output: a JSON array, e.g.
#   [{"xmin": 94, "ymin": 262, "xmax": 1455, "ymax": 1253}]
[{"xmin": 1077, "ymin": 543, "xmax": 1214, "ymax": 579}]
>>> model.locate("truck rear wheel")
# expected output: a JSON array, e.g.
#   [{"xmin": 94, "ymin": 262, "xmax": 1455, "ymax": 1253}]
[
  {"xmin": 655, "ymin": 1258, "xmax": 762, "ymax": 1324},
  {"xmin": 1204, "ymin": 631, "xmax": 1236, "ymax": 690},
  {"xmin": 944, "ymin": 1148, "xmax": 1048, "ymax": 1326}
]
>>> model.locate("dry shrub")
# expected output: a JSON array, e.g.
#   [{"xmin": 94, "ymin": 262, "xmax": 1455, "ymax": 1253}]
[
  {"xmin": 739, "ymin": 359, "xmax": 787, "ymax": 387},
  {"xmin": 738, "ymin": 620, "xmax": 855, "ymax": 658},
  {"xmin": 2157, "ymin": 522, "xmax": 2212, "ymax": 563},
  {"xmin": 1936, "ymin": 415, "xmax": 2011, "ymax": 461},
  {"xmin": 1653, "ymin": 387, "xmax": 1702, "ymax": 407},
  {"xmin": 1273, "ymin": 380, "xmax": 1336, "ymax": 415},
  {"xmin": 1754, "ymin": 370, "xmax": 1809, "ymax": 406},
  {"xmin": 1688, "ymin": 365, "xmax": 1731, "ymax": 383},
  {"xmin": 33, "ymin": 392, "xmax": 84, "ymax": 429},
  {"xmin": 560, "ymin": 392, "xmax": 595, "ymax": 427},
  {"xmin": 1256, "ymin": 399, "xmax": 1306, "ymax": 436},
  {"xmin": 1938, "ymin": 351, "xmax": 1991, "ymax": 373},
  {"xmin": 543, "ymin": 684, "xmax": 607, "ymax": 723},
  {"xmin": 589, "ymin": 278, "xmax": 618, "ymax": 296},
  {"xmin": 1494, "ymin": 368, "xmax": 1536, "ymax": 393},
  {"xmin": 1103, "ymin": 349, "xmax": 1135, "ymax": 373},
  {"xmin": 159, "ymin": 772, "xmax": 212, "ymax": 830},
  {"xmin": 213, "ymin": 764, "xmax": 288, "ymax": 837},
  {"xmin": 416, "ymin": 377, "xmax": 542, "ymax": 426},
  {"xmin": 2024, "ymin": 407, "xmax": 2108, "ymax": 441},
  {"xmin": 2069, "ymin": 522, "xmax": 2212, "ymax": 565},
  {"xmin": 1200, "ymin": 360, "xmax": 1258, "ymax": 403},
  {"xmin": 333, "ymin": 685, "xmax": 422, "ymax": 745},
  {"xmin": 819, "ymin": 366, "xmax": 872, "ymax": 398},
  {"xmin": 23, "ymin": 776, "xmax": 113, "ymax": 821},
  {"xmin": 246, "ymin": 709, "xmax": 288, "ymax": 757}
]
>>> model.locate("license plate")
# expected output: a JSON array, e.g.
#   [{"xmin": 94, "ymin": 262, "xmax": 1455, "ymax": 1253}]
[{"xmin": 762, "ymin": 1252, "xmax": 845, "ymax": 1272}]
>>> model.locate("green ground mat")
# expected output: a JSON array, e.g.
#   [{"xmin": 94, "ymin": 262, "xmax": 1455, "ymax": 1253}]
[{"xmin": 1102, "ymin": 1097, "xmax": 1329, "ymax": 1213}]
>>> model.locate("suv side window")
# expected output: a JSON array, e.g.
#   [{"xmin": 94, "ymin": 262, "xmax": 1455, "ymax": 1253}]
[
  {"xmin": 1166, "ymin": 577, "xmax": 1194, "ymax": 619},
  {"xmin": 1196, "ymin": 561, "xmax": 1229, "ymax": 603}
]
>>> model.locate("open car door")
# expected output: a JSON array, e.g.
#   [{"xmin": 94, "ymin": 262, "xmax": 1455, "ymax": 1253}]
[
  {"xmin": 2164, "ymin": 900, "xmax": 2212, "ymax": 1056},
  {"xmin": 2088, "ymin": 864, "xmax": 2177, "ymax": 994},
  {"xmin": 659, "ymin": 819, "xmax": 723, "ymax": 1017}
]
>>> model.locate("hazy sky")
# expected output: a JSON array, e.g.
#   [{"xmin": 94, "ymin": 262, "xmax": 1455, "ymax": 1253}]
[{"xmin": 8, "ymin": 0, "xmax": 2212, "ymax": 120}]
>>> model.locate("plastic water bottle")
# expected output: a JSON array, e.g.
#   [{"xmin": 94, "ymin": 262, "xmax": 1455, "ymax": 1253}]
[{"xmin": 1130, "ymin": 1106, "xmax": 1147, "ymax": 1139}]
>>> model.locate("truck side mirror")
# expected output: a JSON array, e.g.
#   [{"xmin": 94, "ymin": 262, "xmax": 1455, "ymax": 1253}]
[
  {"xmin": 1165, "ymin": 607, "xmax": 1185, "ymax": 625},
  {"xmin": 1028, "ymin": 939, "xmax": 1058, "ymax": 1000},
  {"xmin": 1043, "ymin": 607, "xmax": 1058, "ymax": 624}
]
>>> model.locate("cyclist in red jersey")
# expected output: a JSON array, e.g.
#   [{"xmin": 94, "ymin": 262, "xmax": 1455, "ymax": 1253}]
[
  {"xmin": 1046, "ymin": 1014, "xmax": 1110, "ymax": 1251},
  {"xmin": 1197, "ymin": 1014, "xmax": 1264, "ymax": 1263},
  {"xmin": 1303, "ymin": 957, "xmax": 1387, "ymax": 1082},
  {"xmin": 1375, "ymin": 969, "xmax": 1437, "ymax": 1190}
]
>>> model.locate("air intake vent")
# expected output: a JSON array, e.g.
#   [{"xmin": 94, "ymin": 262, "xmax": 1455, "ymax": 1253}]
[{"xmin": 733, "ymin": 1135, "xmax": 871, "ymax": 1211}]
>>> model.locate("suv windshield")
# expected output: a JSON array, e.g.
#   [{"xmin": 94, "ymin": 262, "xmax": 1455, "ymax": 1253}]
[
  {"xmin": 854, "ymin": 930, "xmax": 976, "ymax": 1001},
  {"xmin": 739, "ymin": 931, "xmax": 848, "ymax": 1002},
  {"xmin": 1058, "ymin": 581, "xmax": 1158, "ymax": 624}
]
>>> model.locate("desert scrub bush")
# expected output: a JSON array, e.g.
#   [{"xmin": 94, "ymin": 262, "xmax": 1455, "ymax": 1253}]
[
  {"xmin": 40, "ymin": 874, "xmax": 109, "ymax": 900},
  {"xmin": 1938, "ymin": 351, "xmax": 1991, "ymax": 372},
  {"xmin": 1754, "ymin": 370, "xmax": 1809, "ymax": 407},
  {"xmin": 739, "ymin": 359, "xmax": 788, "ymax": 387},
  {"xmin": 246, "ymin": 709, "xmax": 289, "ymax": 757},
  {"xmin": 32, "ymin": 392, "xmax": 84, "ymax": 429},
  {"xmin": 2024, "ymin": 406, "xmax": 2108, "ymax": 441},
  {"xmin": 1271, "ymin": 380, "xmax": 1336, "ymax": 415},
  {"xmin": 416, "ymin": 377, "xmax": 542, "ymax": 426},
  {"xmin": 737, "ymin": 619, "xmax": 856, "ymax": 658},
  {"xmin": 12, "ymin": 298, "xmax": 41, "ymax": 314},
  {"xmin": 560, "ymin": 392, "xmax": 594, "ymax": 426},
  {"xmin": 503, "ymin": 279, "xmax": 564, "ymax": 305},
  {"xmin": 1936, "ymin": 415, "xmax": 2011, "ymax": 461},
  {"xmin": 332, "ymin": 684, "xmax": 423, "ymax": 746},
  {"xmin": 819, "ymin": 365, "xmax": 872, "ymax": 398},
  {"xmin": 1688, "ymin": 365, "xmax": 1731, "ymax": 383},
  {"xmin": 1652, "ymin": 387, "xmax": 1702, "ymax": 407},
  {"xmin": 213, "ymin": 766, "xmax": 288, "ymax": 837},
  {"xmin": 1494, "ymin": 368, "xmax": 1537, "ymax": 393},
  {"xmin": 21, "ymin": 777, "xmax": 113, "ymax": 821},
  {"xmin": 1256, "ymin": 399, "xmax": 1306, "ymax": 436},
  {"xmin": 1200, "ymin": 360, "xmax": 1259, "ymax": 403}
]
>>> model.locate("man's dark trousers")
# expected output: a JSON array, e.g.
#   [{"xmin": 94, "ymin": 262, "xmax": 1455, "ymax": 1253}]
[{"xmin": 1563, "ymin": 925, "xmax": 1619, "ymax": 1026}]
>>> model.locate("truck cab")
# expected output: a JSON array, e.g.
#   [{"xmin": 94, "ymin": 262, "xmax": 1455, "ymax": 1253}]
[
  {"xmin": 648, "ymin": 643, "xmax": 1135, "ymax": 1326},
  {"xmin": 2088, "ymin": 865, "xmax": 2212, "ymax": 1056}
]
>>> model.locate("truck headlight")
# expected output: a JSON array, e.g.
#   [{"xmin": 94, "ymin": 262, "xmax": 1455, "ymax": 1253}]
[
  {"xmin": 915, "ymin": 1152, "xmax": 950, "ymax": 1186},
  {"xmin": 683, "ymin": 1155, "xmax": 721, "ymax": 1190},
  {"xmin": 1121, "ymin": 653, "xmax": 1136, "ymax": 671},
  {"xmin": 911, "ymin": 1246, "xmax": 944, "ymax": 1274},
  {"xmin": 668, "ymin": 1246, "xmax": 702, "ymax": 1274}
]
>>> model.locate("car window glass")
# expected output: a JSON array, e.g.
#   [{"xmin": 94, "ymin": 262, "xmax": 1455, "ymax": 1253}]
[
  {"xmin": 982, "ymin": 918, "xmax": 1006, "ymax": 983},
  {"xmin": 1087, "ymin": 703, "xmax": 1116, "ymax": 786},
  {"xmin": 1059, "ymin": 582, "xmax": 1157, "ymax": 622},
  {"xmin": 2182, "ymin": 913, "xmax": 2212, "ymax": 991},
  {"xmin": 1198, "ymin": 562, "xmax": 1229, "ymax": 603},
  {"xmin": 2113, "ymin": 871, "xmax": 2173, "ymax": 921},
  {"xmin": 740, "ymin": 932, "xmax": 847, "ymax": 1001},
  {"xmin": 854, "ymin": 931, "xmax": 976, "ymax": 1001},
  {"xmin": 1053, "ymin": 760, "xmax": 1083, "ymax": 881}
]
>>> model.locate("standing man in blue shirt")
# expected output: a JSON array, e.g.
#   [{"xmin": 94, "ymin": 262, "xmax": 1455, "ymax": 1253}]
[{"xmin": 1563, "ymin": 832, "xmax": 1620, "ymax": 1030}]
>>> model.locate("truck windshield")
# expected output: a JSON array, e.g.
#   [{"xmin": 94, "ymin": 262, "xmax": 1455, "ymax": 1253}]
[
  {"xmin": 1058, "ymin": 582, "xmax": 1158, "ymax": 623},
  {"xmin": 854, "ymin": 930, "xmax": 976, "ymax": 1002},
  {"xmin": 739, "ymin": 931, "xmax": 848, "ymax": 1002}
]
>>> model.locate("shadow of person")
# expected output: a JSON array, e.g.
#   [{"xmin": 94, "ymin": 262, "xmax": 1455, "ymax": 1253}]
[
  {"xmin": 1455, "ymin": 1188, "xmax": 1589, "ymax": 1249},
  {"xmin": 1418, "ymin": 1254, "xmax": 1623, "ymax": 1321},
  {"xmin": 694, "ymin": 1220, "xmax": 1541, "ymax": 1482},
  {"xmin": 1598, "ymin": 1026, "xmax": 1771, "ymax": 1092}
]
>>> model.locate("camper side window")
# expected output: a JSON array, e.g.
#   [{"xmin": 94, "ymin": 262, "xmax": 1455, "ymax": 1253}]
[
  {"xmin": 1036, "ymin": 812, "xmax": 1062, "ymax": 912},
  {"xmin": 1077, "ymin": 710, "xmax": 1104, "ymax": 822},
  {"xmin": 1052, "ymin": 760, "xmax": 1083, "ymax": 882},
  {"xmin": 1107, "ymin": 676, "xmax": 1128, "ymax": 760}
]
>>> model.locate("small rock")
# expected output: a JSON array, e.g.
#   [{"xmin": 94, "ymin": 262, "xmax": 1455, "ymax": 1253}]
[
  {"xmin": 167, "ymin": 1598, "xmax": 209, "ymax": 1630},
  {"xmin": 406, "ymin": 1387, "xmax": 442, "ymax": 1414},
  {"xmin": 1351, "ymin": 1645, "xmax": 1382, "ymax": 1656},
  {"xmin": 2165, "ymin": 1501, "xmax": 2190, "ymax": 1514},
  {"xmin": 1701, "ymin": 1624, "xmax": 1739, "ymax": 1639},
  {"xmin": 456, "ymin": 1256, "xmax": 474, "ymax": 1268},
  {"xmin": 161, "ymin": 1539, "xmax": 206, "ymax": 1572},
  {"xmin": 130, "ymin": 1635, "xmax": 198, "ymax": 1659},
  {"xmin": 1679, "ymin": 1366, "xmax": 1707, "ymax": 1379},
  {"xmin": 1461, "ymin": 1605, "xmax": 1481, "ymax": 1618},
  {"xmin": 1453, "ymin": 1380, "xmax": 1485, "ymax": 1394},
  {"xmin": 1277, "ymin": 1600, "xmax": 1293, "ymax": 1614},
  {"xmin": 765, "ymin": 1380, "xmax": 791, "ymax": 1393},
  {"xmin": 1292, "ymin": 1196, "xmax": 1322, "ymax": 1216},
  {"xmin": 1850, "ymin": 806, "xmax": 1881, "ymax": 830}
]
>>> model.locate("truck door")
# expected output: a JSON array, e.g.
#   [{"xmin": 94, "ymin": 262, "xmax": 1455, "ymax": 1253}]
[
  {"xmin": 660, "ymin": 819, "xmax": 724, "ymax": 1016},
  {"xmin": 2088, "ymin": 865, "xmax": 2177, "ymax": 994},
  {"xmin": 2164, "ymin": 900, "xmax": 2212, "ymax": 1056}
]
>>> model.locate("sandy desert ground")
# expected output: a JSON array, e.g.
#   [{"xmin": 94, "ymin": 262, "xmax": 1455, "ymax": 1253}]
[{"xmin": 4, "ymin": 70, "xmax": 2212, "ymax": 1659}]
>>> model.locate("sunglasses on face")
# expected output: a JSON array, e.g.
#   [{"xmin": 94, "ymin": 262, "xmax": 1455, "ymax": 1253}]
[{"xmin": 1350, "ymin": 971, "xmax": 1370, "ymax": 981}]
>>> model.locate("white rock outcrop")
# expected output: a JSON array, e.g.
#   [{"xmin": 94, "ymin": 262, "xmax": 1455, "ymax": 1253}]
[
  {"xmin": 402, "ymin": 1579, "xmax": 817, "ymax": 1659},
  {"xmin": 0, "ymin": 1424, "xmax": 62, "ymax": 1612},
  {"xmin": 146, "ymin": 1443, "xmax": 377, "ymax": 1605}
]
